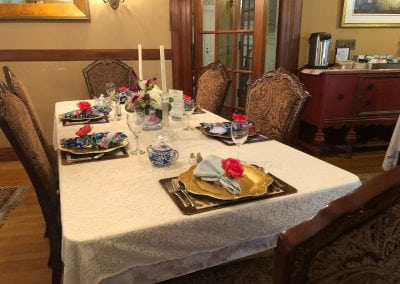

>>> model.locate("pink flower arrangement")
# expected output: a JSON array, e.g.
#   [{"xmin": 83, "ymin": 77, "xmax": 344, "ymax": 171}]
[
  {"xmin": 221, "ymin": 158, "xmax": 244, "ymax": 178},
  {"xmin": 75, "ymin": 125, "xmax": 92, "ymax": 137}
]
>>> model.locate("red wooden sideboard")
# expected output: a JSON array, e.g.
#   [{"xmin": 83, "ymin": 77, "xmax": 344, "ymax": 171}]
[{"xmin": 298, "ymin": 69, "xmax": 400, "ymax": 156}]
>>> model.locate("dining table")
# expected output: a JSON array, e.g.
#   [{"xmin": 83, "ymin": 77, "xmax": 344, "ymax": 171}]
[{"xmin": 54, "ymin": 100, "xmax": 361, "ymax": 284}]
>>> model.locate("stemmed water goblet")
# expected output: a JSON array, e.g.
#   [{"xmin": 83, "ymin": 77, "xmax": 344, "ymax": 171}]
[
  {"xmin": 126, "ymin": 112, "xmax": 145, "ymax": 155},
  {"xmin": 183, "ymin": 97, "xmax": 195, "ymax": 131},
  {"xmin": 231, "ymin": 119, "xmax": 249, "ymax": 160},
  {"xmin": 105, "ymin": 82, "xmax": 118, "ymax": 121}
]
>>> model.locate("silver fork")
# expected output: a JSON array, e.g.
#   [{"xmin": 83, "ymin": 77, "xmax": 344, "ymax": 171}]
[
  {"xmin": 172, "ymin": 179, "xmax": 195, "ymax": 207},
  {"xmin": 166, "ymin": 181, "xmax": 189, "ymax": 207}
]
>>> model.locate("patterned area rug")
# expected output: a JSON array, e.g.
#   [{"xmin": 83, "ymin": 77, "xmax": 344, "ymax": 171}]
[
  {"xmin": 357, "ymin": 172, "xmax": 383, "ymax": 184},
  {"xmin": 0, "ymin": 186, "xmax": 27, "ymax": 228}
]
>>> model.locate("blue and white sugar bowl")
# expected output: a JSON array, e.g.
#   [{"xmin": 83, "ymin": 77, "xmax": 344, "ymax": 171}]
[{"xmin": 147, "ymin": 142, "xmax": 179, "ymax": 167}]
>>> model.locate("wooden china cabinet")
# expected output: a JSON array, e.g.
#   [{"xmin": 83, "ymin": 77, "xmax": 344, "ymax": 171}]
[{"xmin": 298, "ymin": 69, "xmax": 400, "ymax": 157}]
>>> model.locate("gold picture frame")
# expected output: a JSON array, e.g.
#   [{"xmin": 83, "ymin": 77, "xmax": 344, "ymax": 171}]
[
  {"xmin": 0, "ymin": 0, "xmax": 90, "ymax": 21},
  {"xmin": 341, "ymin": 0, "xmax": 400, "ymax": 28}
]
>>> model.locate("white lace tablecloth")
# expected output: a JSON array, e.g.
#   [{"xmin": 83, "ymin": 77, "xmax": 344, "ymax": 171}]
[
  {"xmin": 383, "ymin": 115, "xmax": 400, "ymax": 171},
  {"xmin": 55, "ymin": 100, "xmax": 361, "ymax": 284}
]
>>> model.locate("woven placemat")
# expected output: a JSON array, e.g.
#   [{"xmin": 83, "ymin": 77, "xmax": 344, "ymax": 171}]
[{"xmin": 0, "ymin": 186, "xmax": 28, "ymax": 228}]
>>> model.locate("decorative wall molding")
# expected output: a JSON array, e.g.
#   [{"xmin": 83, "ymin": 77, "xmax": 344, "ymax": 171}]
[{"xmin": 0, "ymin": 49, "xmax": 173, "ymax": 62}]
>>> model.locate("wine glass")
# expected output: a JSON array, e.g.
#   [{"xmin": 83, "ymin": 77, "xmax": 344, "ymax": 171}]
[
  {"xmin": 183, "ymin": 98, "xmax": 195, "ymax": 131},
  {"xmin": 126, "ymin": 112, "xmax": 145, "ymax": 155},
  {"xmin": 231, "ymin": 120, "xmax": 249, "ymax": 160},
  {"xmin": 105, "ymin": 82, "xmax": 117, "ymax": 121}
]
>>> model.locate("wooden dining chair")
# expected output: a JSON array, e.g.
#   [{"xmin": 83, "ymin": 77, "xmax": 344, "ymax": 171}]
[
  {"xmin": 164, "ymin": 167, "xmax": 400, "ymax": 283},
  {"xmin": 194, "ymin": 60, "xmax": 231, "ymax": 115},
  {"xmin": 82, "ymin": 58, "xmax": 134, "ymax": 98},
  {"xmin": 0, "ymin": 82, "xmax": 62, "ymax": 284},
  {"xmin": 2, "ymin": 66, "xmax": 58, "ymax": 172},
  {"xmin": 245, "ymin": 68, "xmax": 309, "ymax": 144}
]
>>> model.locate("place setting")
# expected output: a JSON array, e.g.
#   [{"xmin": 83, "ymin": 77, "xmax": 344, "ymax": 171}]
[
  {"xmin": 58, "ymin": 100, "xmax": 110, "ymax": 126},
  {"xmin": 159, "ymin": 153, "xmax": 297, "ymax": 215},
  {"xmin": 58, "ymin": 124, "xmax": 129, "ymax": 165},
  {"xmin": 197, "ymin": 113, "xmax": 269, "ymax": 146}
]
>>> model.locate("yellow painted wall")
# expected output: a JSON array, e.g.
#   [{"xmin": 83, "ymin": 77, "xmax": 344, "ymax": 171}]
[
  {"xmin": 0, "ymin": 0, "xmax": 170, "ymax": 147},
  {"xmin": 299, "ymin": 0, "xmax": 400, "ymax": 67}
]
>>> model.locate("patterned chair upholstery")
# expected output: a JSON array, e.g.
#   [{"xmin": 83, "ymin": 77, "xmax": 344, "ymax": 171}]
[
  {"xmin": 275, "ymin": 166, "xmax": 400, "ymax": 283},
  {"xmin": 164, "ymin": 167, "xmax": 400, "ymax": 284},
  {"xmin": 245, "ymin": 68, "xmax": 309, "ymax": 143},
  {"xmin": 2, "ymin": 66, "xmax": 57, "ymax": 172},
  {"xmin": 194, "ymin": 60, "xmax": 231, "ymax": 115},
  {"xmin": 0, "ymin": 82, "xmax": 62, "ymax": 284},
  {"xmin": 82, "ymin": 58, "xmax": 134, "ymax": 98}
]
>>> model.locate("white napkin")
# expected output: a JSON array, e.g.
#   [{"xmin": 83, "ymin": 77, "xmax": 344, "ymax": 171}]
[
  {"xmin": 209, "ymin": 126, "xmax": 228, "ymax": 135},
  {"xmin": 193, "ymin": 155, "xmax": 241, "ymax": 194}
]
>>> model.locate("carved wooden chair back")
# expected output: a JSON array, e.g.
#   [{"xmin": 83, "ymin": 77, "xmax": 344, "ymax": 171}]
[
  {"xmin": 2, "ymin": 66, "xmax": 57, "ymax": 170},
  {"xmin": 194, "ymin": 60, "xmax": 231, "ymax": 115},
  {"xmin": 82, "ymin": 58, "xmax": 134, "ymax": 98},
  {"xmin": 245, "ymin": 68, "xmax": 309, "ymax": 143},
  {"xmin": 0, "ymin": 82, "xmax": 62, "ymax": 284},
  {"xmin": 274, "ymin": 166, "xmax": 400, "ymax": 283}
]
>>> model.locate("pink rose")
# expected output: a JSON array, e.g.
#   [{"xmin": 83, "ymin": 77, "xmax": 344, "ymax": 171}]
[
  {"xmin": 119, "ymin": 86, "xmax": 130, "ymax": 92},
  {"xmin": 221, "ymin": 158, "xmax": 244, "ymax": 178},
  {"xmin": 183, "ymin": 95, "xmax": 192, "ymax": 102},
  {"xmin": 77, "ymin": 101, "xmax": 92, "ymax": 112},
  {"xmin": 75, "ymin": 125, "xmax": 92, "ymax": 137},
  {"xmin": 232, "ymin": 113, "xmax": 247, "ymax": 122}
]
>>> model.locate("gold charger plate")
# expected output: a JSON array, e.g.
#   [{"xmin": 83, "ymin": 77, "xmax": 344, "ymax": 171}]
[
  {"xmin": 58, "ymin": 139, "xmax": 128, "ymax": 155},
  {"xmin": 58, "ymin": 112, "xmax": 105, "ymax": 122},
  {"xmin": 198, "ymin": 125, "xmax": 257, "ymax": 139},
  {"xmin": 178, "ymin": 164, "xmax": 273, "ymax": 200}
]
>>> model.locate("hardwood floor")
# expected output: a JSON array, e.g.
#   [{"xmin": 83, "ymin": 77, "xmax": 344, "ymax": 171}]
[
  {"xmin": 0, "ymin": 161, "xmax": 51, "ymax": 284},
  {"xmin": 0, "ymin": 148, "xmax": 387, "ymax": 283}
]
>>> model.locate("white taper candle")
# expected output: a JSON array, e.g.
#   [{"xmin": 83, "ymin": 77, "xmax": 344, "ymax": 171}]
[
  {"xmin": 138, "ymin": 44, "xmax": 143, "ymax": 80},
  {"xmin": 160, "ymin": 45, "xmax": 167, "ymax": 92}
]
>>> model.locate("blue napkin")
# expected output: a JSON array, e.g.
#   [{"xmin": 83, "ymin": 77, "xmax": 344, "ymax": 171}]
[
  {"xmin": 63, "ymin": 108, "xmax": 104, "ymax": 119},
  {"xmin": 193, "ymin": 155, "xmax": 241, "ymax": 194},
  {"xmin": 61, "ymin": 132, "xmax": 127, "ymax": 150}
]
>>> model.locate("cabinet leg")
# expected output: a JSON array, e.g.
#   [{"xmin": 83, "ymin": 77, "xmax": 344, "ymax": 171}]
[
  {"xmin": 312, "ymin": 128, "xmax": 325, "ymax": 156},
  {"xmin": 345, "ymin": 127, "xmax": 356, "ymax": 158}
]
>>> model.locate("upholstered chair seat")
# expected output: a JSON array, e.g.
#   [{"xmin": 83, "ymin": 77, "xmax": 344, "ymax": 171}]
[{"xmin": 245, "ymin": 68, "xmax": 309, "ymax": 143}]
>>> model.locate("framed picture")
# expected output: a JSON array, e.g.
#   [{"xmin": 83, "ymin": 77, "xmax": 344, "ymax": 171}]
[
  {"xmin": 336, "ymin": 47, "xmax": 350, "ymax": 62},
  {"xmin": 341, "ymin": 0, "xmax": 400, "ymax": 27},
  {"xmin": 0, "ymin": 0, "xmax": 90, "ymax": 21}
]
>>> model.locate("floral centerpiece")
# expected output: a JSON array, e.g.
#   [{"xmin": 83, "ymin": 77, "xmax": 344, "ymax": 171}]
[{"xmin": 125, "ymin": 74, "xmax": 172, "ymax": 123}]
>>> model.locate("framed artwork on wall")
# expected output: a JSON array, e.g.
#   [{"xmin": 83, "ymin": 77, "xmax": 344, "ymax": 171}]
[
  {"xmin": 341, "ymin": 0, "xmax": 400, "ymax": 27},
  {"xmin": 0, "ymin": 0, "xmax": 90, "ymax": 21}
]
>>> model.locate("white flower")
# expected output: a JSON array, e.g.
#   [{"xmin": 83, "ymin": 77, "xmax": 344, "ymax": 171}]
[{"xmin": 148, "ymin": 86, "xmax": 163, "ymax": 109}]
